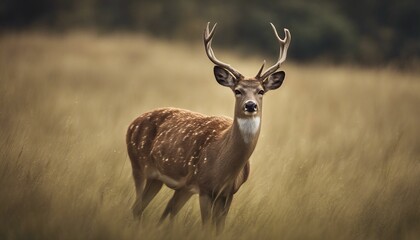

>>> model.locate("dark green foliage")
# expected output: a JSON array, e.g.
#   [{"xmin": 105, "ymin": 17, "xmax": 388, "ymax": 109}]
[{"xmin": 0, "ymin": 0, "xmax": 418, "ymax": 65}]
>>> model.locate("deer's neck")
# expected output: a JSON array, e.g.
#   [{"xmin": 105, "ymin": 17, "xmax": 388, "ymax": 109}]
[{"xmin": 215, "ymin": 114, "xmax": 261, "ymax": 179}]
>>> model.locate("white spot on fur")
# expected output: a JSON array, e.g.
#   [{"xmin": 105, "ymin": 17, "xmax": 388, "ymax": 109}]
[{"xmin": 237, "ymin": 117, "xmax": 260, "ymax": 143}]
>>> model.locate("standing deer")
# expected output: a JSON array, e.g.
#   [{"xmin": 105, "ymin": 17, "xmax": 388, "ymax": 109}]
[{"xmin": 126, "ymin": 22, "xmax": 291, "ymax": 231}]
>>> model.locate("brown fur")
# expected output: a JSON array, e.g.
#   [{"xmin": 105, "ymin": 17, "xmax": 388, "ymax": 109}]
[
  {"xmin": 126, "ymin": 105, "xmax": 257, "ymax": 231},
  {"xmin": 127, "ymin": 107, "xmax": 250, "ymax": 192}
]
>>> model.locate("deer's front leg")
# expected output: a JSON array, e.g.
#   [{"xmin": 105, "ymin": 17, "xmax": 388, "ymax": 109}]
[
  {"xmin": 199, "ymin": 193, "xmax": 212, "ymax": 227},
  {"xmin": 212, "ymin": 195, "xmax": 233, "ymax": 233}
]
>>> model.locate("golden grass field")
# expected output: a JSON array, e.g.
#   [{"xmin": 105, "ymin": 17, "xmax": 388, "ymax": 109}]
[{"xmin": 0, "ymin": 31, "xmax": 419, "ymax": 239}]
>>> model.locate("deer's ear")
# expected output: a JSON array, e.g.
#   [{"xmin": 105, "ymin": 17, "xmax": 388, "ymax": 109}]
[
  {"xmin": 263, "ymin": 71, "xmax": 285, "ymax": 91},
  {"xmin": 214, "ymin": 66, "xmax": 237, "ymax": 87}
]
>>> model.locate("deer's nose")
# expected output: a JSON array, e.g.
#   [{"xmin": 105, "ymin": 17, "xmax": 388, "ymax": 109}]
[{"xmin": 244, "ymin": 101, "xmax": 258, "ymax": 113}]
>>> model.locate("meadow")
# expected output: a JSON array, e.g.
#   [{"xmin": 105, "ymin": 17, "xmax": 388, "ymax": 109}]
[{"xmin": 0, "ymin": 31, "xmax": 419, "ymax": 239}]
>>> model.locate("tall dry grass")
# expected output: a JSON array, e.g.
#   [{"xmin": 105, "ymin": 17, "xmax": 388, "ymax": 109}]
[{"xmin": 0, "ymin": 32, "xmax": 419, "ymax": 240}]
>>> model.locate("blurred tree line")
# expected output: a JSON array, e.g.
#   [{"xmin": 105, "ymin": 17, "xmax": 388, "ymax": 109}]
[{"xmin": 0, "ymin": 0, "xmax": 418, "ymax": 66}]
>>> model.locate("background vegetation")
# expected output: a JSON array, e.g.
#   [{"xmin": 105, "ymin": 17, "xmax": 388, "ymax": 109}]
[
  {"xmin": 1, "ymin": 1, "xmax": 419, "ymax": 239},
  {"xmin": 1, "ymin": 0, "xmax": 419, "ymax": 66},
  {"xmin": 0, "ymin": 32, "xmax": 419, "ymax": 239}
]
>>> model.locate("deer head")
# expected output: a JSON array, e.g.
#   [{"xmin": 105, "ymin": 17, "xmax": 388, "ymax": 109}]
[{"xmin": 204, "ymin": 22, "xmax": 291, "ymax": 118}]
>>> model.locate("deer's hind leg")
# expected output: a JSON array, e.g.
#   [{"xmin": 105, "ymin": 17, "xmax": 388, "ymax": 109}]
[
  {"xmin": 140, "ymin": 179, "xmax": 163, "ymax": 212},
  {"xmin": 132, "ymin": 172, "xmax": 163, "ymax": 218},
  {"xmin": 159, "ymin": 188, "xmax": 193, "ymax": 223},
  {"xmin": 132, "ymin": 169, "xmax": 147, "ymax": 219}
]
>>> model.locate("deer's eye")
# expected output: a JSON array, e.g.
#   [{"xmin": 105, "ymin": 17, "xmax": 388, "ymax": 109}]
[
  {"xmin": 234, "ymin": 89, "xmax": 242, "ymax": 96},
  {"xmin": 258, "ymin": 90, "xmax": 265, "ymax": 95}
]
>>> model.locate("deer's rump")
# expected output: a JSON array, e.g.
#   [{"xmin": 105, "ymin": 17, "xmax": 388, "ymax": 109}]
[{"xmin": 126, "ymin": 107, "xmax": 231, "ymax": 188}]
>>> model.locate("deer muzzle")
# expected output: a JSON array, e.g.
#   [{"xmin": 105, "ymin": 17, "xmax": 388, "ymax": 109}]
[{"xmin": 244, "ymin": 100, "xmax": 258, "ymax": 114}]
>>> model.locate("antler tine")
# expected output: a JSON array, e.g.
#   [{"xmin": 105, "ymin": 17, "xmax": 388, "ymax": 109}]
[
  {"xmin": 204, "ymin": 22, "xmax": 243, "ymax": 79},
  {"xmin": 255, "ymin": 60, "xmax": 266, "ymax": 78},
  {"xmin": 204, "ymin": 22, "xmax": 217, "ymax": 43},
  {"xmin": 259, "ymin": 23, "xmax": 291, "ymax": 81}
]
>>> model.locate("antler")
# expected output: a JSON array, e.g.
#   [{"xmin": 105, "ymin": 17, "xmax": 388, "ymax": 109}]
[
  {"xmin": 256, "ymin": 23, "xmax": 291, "ymax": 80},
  {"xmin": 204, "ymin": 22, "xmax": 243, "ymax": 79}
]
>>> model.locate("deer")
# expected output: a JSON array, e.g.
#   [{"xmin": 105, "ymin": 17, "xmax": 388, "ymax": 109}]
[{"xmin": 126, "ymin": 22, "xmax": 291, "ymax": 232}]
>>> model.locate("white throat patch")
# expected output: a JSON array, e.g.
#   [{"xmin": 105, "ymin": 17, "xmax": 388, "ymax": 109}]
[{"xmin": 237, "ymin": 117, "xmax": 260, "ymax": 143}]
